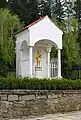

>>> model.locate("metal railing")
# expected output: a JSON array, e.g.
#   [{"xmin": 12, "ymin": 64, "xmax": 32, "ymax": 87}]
[{"xmin": 50, "ymin": 62, "xmax": 58, "ymax": 78}]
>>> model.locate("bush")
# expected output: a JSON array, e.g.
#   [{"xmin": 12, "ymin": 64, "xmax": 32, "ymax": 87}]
[
  {"xmin": 0, "ymin": 59, "xmax": 9, "ymax": 77},
  {"xmin": 0, "ymin": 77, "xmax": 81, "ymax": 90}
]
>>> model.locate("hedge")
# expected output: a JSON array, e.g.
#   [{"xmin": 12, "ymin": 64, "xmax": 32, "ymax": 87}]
[{"xmin": 0, "ymin": 77, "xmax": 81, "ymax": 90}]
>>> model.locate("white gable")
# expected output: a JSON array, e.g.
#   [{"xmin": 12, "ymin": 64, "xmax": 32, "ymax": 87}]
[
  {"xmin": 16, "ymin": 16, "xmax": 63, "ymax": 49},
  {"xmin": 28, "ymin": 16, "xmax": 63, "ymax": 49},
  {"xmin": 29, "ymin": 16, "xmax": 63, "ymax": 34}
]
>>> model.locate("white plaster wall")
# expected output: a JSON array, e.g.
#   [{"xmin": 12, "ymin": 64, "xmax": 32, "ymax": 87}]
[
  {"xmin": 15, "ymin": 29, "xmax": 30, "ymax": 46},
  {"xmin": 16, "ymin": 44, "xmax": 48, "ymax": 78},
  {"xmin": 16, "ymin": 39, "xmax": 21, "ymax": 77},
  {"xmin": 29, "ymin": 16, "xmax": 63, "ymax": 49},
  {"xmin": 16, "ymin": 30, "xmax": 29, "ymax": 77},
  {"xmin": 21, "ymin": 41, "xmax": 29, "ymax": 77}
]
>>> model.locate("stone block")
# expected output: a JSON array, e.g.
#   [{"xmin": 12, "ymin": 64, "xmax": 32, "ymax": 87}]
[
  {"xmin": 1, "ymin": 95, "xmax": 7, "ymax": 101},
  {"xmin": 48, "ymin": 94, "xmax": 58, "ymax": 99},
  {"xmin": 21, "ymin": 95, "xmax": 35, "ymax": 101},
  {"xmin": 54, "ymin": 99, "xmax": 58, "ymax": 103},
  {"xmin": 36, "ymin": 95, "xmax": 46, "ymax": 99},
  {"xmin": 8, "ymin": 95, "xmax": 18, "ymax": 101}
]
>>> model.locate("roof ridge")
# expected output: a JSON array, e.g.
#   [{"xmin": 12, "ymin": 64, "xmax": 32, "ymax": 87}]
[
  {"xmin": 24, "ymin": 15, "xmax": 47, "ymax": 30},
  {"xmin": 15, "ymin": 15, "xmax": 48, "ymax": 35}
]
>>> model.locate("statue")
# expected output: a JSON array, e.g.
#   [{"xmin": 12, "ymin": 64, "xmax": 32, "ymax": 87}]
[{"xmin": 36, "ymin": 51, "xmax": 41, "ymax": 66}]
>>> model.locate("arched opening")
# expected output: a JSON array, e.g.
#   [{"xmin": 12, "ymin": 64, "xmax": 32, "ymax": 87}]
[
  {"xmin": 33, "ymin": 39, "xmax": 58, "ymax": 78},
  {"xmin": 50, "ymin": 45, "xmax": 58, "ymax": 77}
]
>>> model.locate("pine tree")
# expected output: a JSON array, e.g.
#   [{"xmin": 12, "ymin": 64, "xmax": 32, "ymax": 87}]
[
  {"xmin": 74, "ymin": 0, "xmax": 81, "ymax": 55},
  {"xmin": 0, "ymin": 0, "xmax": 7, "ymax": 8},
  {"xmin": 7, "ymin": 0, "xmax": 39, "ymax": 25},
  {"xmin": 74, "ymin": 0, "xmax": 81, "ymax": 29},
  {"xmin": 51, "ymin": 0, "xmax": 64, "ymax": 21},
  {"xmin": 38, "ymin": 0, "xmax": 51, "ymax": 17}
]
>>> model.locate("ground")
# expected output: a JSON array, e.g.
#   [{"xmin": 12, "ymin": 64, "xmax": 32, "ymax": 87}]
[{"xmin": 10, "ymin": 111, "xmax": 81, "ymax": 120}]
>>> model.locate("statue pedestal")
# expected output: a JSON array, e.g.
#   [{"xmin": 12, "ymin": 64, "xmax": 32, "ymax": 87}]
[{"xmin": 35, "ymin": 66, "xmax": 42, "ymax": 78}]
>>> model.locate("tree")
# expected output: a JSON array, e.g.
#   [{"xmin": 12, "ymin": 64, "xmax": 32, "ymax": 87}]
[
  {"xmin": 74, "ymin": 0, "xmax": 81, "ymax": 55},
  {"xmin": 0, "ymin": 0, "xmax": 7, "ymax": 8},
  {"xmin": 62, "ymin": 17, "xmax": 80, "ymax": 78},
  {"xmin": 7, "ymin": 0, "xmax": 65, "ymax": 24},
  {"xmin": 38, "ymin": 0, "xmax": 51, "ymax": 17},
  {"xmin": 74, "ymin": 0, "xmax": 81, "ymax": 29},
  {"xmin": 52, "ymin": 15, "xmax": 80, "ymax": 78},
  {"xmin": 0, "ymin": 9, "xmax": 21, "ymax": 76},
  {"xmin": 7, "ymin": 0, "xmax": 39, "ymax": 25},
  {"xmin": 52, "ymin": 0, "xmax": 64, "ymax": 21}
]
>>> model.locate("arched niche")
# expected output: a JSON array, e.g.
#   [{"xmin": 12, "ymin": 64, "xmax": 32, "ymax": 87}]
[
  {"xmin": 20, "ymin": 40, "xmax": 29, "ymax": 77},
  {"xmin": 21, "ymin": 40, "xmax": 29, "ymax": 61},
  {"xmin": 33, "ymin": 39, "xmax": 58, "ymax": 78}
]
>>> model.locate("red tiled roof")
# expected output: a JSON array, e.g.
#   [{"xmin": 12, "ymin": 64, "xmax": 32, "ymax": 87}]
[
  {"xmin": 24, "ymin": 16, "xmax": 46, "ymax": 29},
  {"xmin": 16, "ymin": 16, "xmax": 47, "ymax": 34}
]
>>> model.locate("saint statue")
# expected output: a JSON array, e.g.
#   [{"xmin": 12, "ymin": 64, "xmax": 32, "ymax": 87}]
[{"xmin": 36, "ymin": 51, "xmax": 41, "ymax": 66}]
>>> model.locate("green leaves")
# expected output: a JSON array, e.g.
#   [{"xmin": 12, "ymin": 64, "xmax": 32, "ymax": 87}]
[
  {"xmin": 0, "ymin": 77, "xmax": 81, "ymax": 90},
  {"xmin": 0, "ymin": 8, "xmax": 21, "ymax": 64},
  {"xmin": 0, "ymin": 0, "xmax": 7, "ymax": 8},
  {"xmin": 7, "ymin": 0, "xmax": 39, "ymax": 25},
  {"xmin": 63, "ymin": 17, "xmax": 80, "ymax": 66}
]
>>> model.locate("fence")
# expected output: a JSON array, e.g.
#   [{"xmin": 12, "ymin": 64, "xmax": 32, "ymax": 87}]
[{"xmin": 50, "ymin": 61, "xmax": 58, "ymax": 77}]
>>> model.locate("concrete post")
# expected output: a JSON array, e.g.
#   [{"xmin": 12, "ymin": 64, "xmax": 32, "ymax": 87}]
[
  {"xmin": 29, "ymin": 46, "xmax": 33, "ymax": 77},
  {"xmin": 47, "ymin": 51, "xmax": 50, "ymax": 78},
  {"xmin": 58, "ymin": 49, "xmax": 61, "ymax": 78}
]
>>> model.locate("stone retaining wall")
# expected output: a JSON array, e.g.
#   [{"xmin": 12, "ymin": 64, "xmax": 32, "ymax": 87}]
[{"xmin": 0, "ymin": 90, "xmax": 81, "ymax": 119}]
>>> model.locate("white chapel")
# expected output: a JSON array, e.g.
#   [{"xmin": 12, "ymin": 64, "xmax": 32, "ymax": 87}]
[{"xmin": 15, "ymin": 16, "xmax": 63, "ymax": 78}]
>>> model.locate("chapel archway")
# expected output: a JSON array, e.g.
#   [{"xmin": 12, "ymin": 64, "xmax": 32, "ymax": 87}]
[{"xmin": 33, "ymin": 39, "xmax": 58, "ymax": 78}]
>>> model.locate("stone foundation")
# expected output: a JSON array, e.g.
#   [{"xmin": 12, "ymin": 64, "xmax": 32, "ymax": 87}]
[{"xmin": 0, "ymin": 90, "xmax": 81, "ymax": 119}]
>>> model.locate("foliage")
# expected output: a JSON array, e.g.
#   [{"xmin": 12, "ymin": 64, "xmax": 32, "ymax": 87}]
[
  {"xmin": 62, "ymin": 17, "xmax": 81, "ymax": 78},
  {"xmin": 52, "ymin": 14, "xmax": 81, "ymax": 78},
  {"xmin": 51, "ymin": 0, "xmax": 64, "ymax": 21},
  {"xmin": 74, "ymin": 0, "xmax": 81, "ymax": 28},
  {"xmin": 0, "ymin": 8, "xmax": 21, "ymax": 77},
  {"xmin": 50, "ymin": 45, "xmax": 57, "ymax": 59},
  {"xmin": 7, "ymin": 0, "xmax": 66, "ymax": 24},
  {"xmin": 38, "ymin": 0, "xmax": 51, "ymax": 17},
  {"xmin": 0, "ymin": 0, "xmax": 7, "ymax": 8},
  {"xmin": 0, "ymin": 59, "xmax": 9, "ymax": 77},
  {"xmin": 7, "ymin": 0, "xmax": 39, "ymax": 25},
  {"xmin": 0, "ymin": 77, "xmax": 81, "ymax": 90},
  {"xmin": 74, "ymin": 0, "xmax": 81, "ymax": 54},
  {"xmin": 0, "ymin": 8, "xmax": 21, "ymax": 63},
  {"xmin": 0, "ymin": 0, "xmax": 81, "ymax": 79}
]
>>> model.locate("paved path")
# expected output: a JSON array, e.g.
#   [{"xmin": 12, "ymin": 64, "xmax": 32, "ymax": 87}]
[{"xmin": 10, "ymin": 111, "xmax": 81, "ymax": 120}]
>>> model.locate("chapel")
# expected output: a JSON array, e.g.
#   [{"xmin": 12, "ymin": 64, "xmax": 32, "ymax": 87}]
[{"xmin": 15, "ymin": 16, "xmax": 63, "ymax": 78}]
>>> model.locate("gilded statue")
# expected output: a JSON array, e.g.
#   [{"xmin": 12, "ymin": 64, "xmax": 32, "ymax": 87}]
[{"xmin": 36, "ymin": 51, "xmax": 41, "ymax": 66}]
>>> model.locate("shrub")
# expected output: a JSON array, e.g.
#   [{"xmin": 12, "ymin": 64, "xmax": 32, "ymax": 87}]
[{"xmin": 0, "ymin": 77, "xmax": 81, "ymax": 90}]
